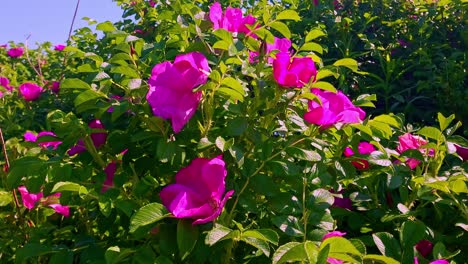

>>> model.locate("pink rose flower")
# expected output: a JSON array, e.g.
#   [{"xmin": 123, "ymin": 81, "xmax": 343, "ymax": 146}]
[
  {"xmin": 18, "ymin": 186, "xmax": 43, "ymax": 209},
  {"xmin": 54, "ymin": 44, "xmax": 66, "ymax": 51},
  {"xmin": 209, "ymin": 2, "xmax": 256, "ymax": 35},
  {"xmin": 415, "ymin": 239, "xmax": 433, "ymax": 258},
  {"xmin": 18, "ymin": 82, "xmax": 43, "ymax": 101},
  {"xmin": 304, "ymin": 89, "xmax": 366, "ymax": 127},
  {"xmin": 24, "ymin": 131, "xmax": 62, "ymax": 150},
  {"xmin": 250, "ymin": 37, "xmax": 291, "ymax": 64},
  {"xmin": 160, "ymin": 155, "xmax": 234, "ymax": 225},
  {"xmin": 149, "ymin": 0, "xmax": 156, "ymax": 7},
  {"xmin": 343, "ymin": 142, "xmax": 375, "ymax": 170},
  {"xmin": 396, "ymin": 133, "xmax": 432, "ymax": 169},
  {"xmin": 322, "ymin": 231, "xmax": 347, "ymax": 264},
  {"xmin": 68, "ymin": 119, "xmax": 107, "ymax": 155},
  {"xmin": 0, "ymin": 76, "xmax": 14, "ymax": 91},
  {"xmin": 7, "ymin": 47, "xmax": 24, "ymax": 58},
  {"xmin": 146, "ymin": 52, "xmax": 210, "ymax": 133},
  {"xmin": 273, "ymin": 52, "xmax": 317, "ymax": 88}
]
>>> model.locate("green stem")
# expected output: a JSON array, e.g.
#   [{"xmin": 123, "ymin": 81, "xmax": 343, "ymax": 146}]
[
  {"xmin": 302, "ymin": 176, "xmax": 308, "ymax": 242},
  {"xmin": 83, "ymin": 136, "xmax": 106, "ymax": 168}
]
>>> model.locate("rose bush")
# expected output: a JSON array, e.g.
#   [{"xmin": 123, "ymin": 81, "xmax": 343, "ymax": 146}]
[{"xmin": 0, "ymin": 0, "xmax": 466, "ymax": 263}]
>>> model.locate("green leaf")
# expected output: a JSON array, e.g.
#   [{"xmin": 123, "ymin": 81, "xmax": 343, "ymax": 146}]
[
  {"xmin": 312, "ymin": 81, "xmax": 337, "ymax": 93},
  {"xmin": 0, "ymin": 190, "xmax": 12, "ymax": 206},
  {"xmin": 242, "ymin": 229, "xmax": 279, "ymax": 246},
  {"xmin": 218, "ymin": 87, "xmax": 244, "ymax": 103},
  {"xmin": 110, "ymin": 66, "xmax": 140, "ymax": 78},
  {"xmin": 286, "ymin": 147, "xmax": 321, "ymax": 161},
  {"xmin": 74, "ymin": 89, "xmax": 105, "ymax": 107},
  {"xmin": 305, "ymin": 29, "xmax": 326, "ymax": 42},
  {"xmin": 272, "ymin": 241, "xmax": 318, "ymax": 264},
  {"xmin": 213, "ymin": 29, "xmax": 233, "ymax": 42},
  {"xmin": 437, "ymin": 113, "xmax": 455, "ymax": 132},
  {"xmin": 373, "ymin": 115, "xmax": 400, "ymax": 128},
  {"xmin": 105, "ymin": 246, "xmax": 135, "ymax": 264},
  {"xmin": 368, "ymin": 120, "xmax": 393, "ymax": 139},
  {"xmin": 60, "ymin": 78, "xmax": 91, "ymax": 90},
  {"xmin": 213, "ymin": 40, "xmax": 230, "ymax": 51},
  {"xmin": 315, "ymin": 69, "xmax": 339, "ymax": 81},
  {"xmin": 333, "ymin": 58, "xmax": 359, "ymax": 72},
  {"xmin": 417, "ymin": 126, "xmax": 444, "ymax": 142},
  {"xmin": 51, "ymin": 182, "xmax": 88, "ymax": 195},
  {"xmin": 276, "ymin": 10, "xmax": 301, "ymax": 21},
  {"xmin": 400, "ymin": 221, "xmax": 426, "ymax": 249},
  {"xmin": 205, "ymin": 224, "xmax": 234, "ymax": 246},
  {"xmin": 129, "ymin": 203, "xmax": 170, "ymax": 233},
  {"xmin": 221, "ymin": 77, "xmax": 245, "ymax": 97},
  {"xmin": 320, "ymin": 237, "xmax": 363, "ymax": 258},
  {"xmin": 270, "ymin": 21, "xmax": 291, "ymax": 39},
  {"xmin": 96, "ymin": 21, "xmax": 117, "ymax": 32},
  {"xmin": 177, "ymin": 219, "xmax": 198, "ymax": 261},
  {"xmin": 299, "ymin": 42, "xmax": 323, "ymax": 54},
  {"xmin": 372, "ymin": 232, "xmax": 401, "ymax": 260},
  {"xmin": 15, "ymin": 243, "xmax": 52, "ymax": 263},
  {"xmin": 363, "ymin": 254, "xmax": 400, "ymax": 264},
  {"xmin": 240, "ymin": 236, "xmax": 271, "ymax": 257},
  {"xmin": 272, "ymin": 215, "xmax": 304, "ymax": 237},
  {"xmin": 449, "ymin": 179, "xmax": 468, "ymax": 194}
]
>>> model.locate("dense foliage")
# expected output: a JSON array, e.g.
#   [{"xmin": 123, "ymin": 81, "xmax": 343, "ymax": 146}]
[{"xmin": 0, "ymin": 0, "xmax": 466, "ymax": 263}]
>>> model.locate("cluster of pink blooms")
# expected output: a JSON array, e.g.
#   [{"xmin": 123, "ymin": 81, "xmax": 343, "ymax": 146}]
[{"xmin": 18, "ymin": 186, "xmax": 69, "ymax": 217}]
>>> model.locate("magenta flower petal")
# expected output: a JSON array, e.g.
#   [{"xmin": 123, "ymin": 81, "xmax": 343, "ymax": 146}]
[
  {"xmin": 327, "ymin": 258, "xmax": 344, "ymax": 264},
  {"xmin": 36, "ymin": 131, "xmax": 62, "ymax": 150},
  {"xmin": 322, "ymin": 231, "xmax": 346, "ymax": 241},
  {"xmin": 415, "ymin": 239, "xmax": 433, "ymax": 258},
  {"xmin": 101, "ymin": 161, "xmax": 118, "ymax": 193},
  {"xmin": 49, "ymin": 204, "xmax": 70, "ymax": 217},
  {"xmin": 429, "ymin": 260, "xmax": 449, "ymax": 264},
  {"xmin": 54, "ymin": 44, "xmax": 66, "ymax": 51},
  {"xmin": 160, "ymin": 156, "xmax": 233, "ymax": 224},
  {"xmin": 18, "ymin": 186, "xmax": 43, "ymax": 210},
  {"xmin": 24, "ymin": 131, "xmax": 38, "ymax": 142},
  {"xmin": 0, "ymin": 76, "xmax": 14, "ymax": 91},
  {"xmin": 89, "ymin": 119, "xmax": 107, "ymax": 148},
  {"xmin": 304, "ymin": 89, "xmax": 365, "ymax": 127},
  {"xmin": 209, "ymin": 2, "xmax": 223, "ymax": 30},
  {"xmin": 7, "ymin": 47, "xmax": 24, "ymax": 58},
  {"xmin": 19, "ymin": 82, "xmax": 43, "ymax": 101},
  {"xmin": 273, "ymin": 52, "xmax": 316, "ymax": 88}
]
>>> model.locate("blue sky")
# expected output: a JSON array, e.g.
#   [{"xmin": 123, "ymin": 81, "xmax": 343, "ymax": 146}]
[{"xmin": 0, "ymin": 0, "xmax": 124, "ymax": 47}]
